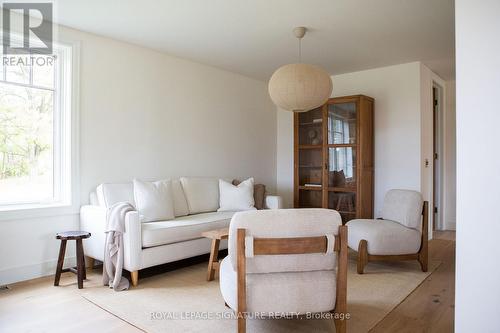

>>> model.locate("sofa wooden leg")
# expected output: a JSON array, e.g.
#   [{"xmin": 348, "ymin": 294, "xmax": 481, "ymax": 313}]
[
  {"xmin": 85, "ymin": 256, "xmax": 95, "ymax": 270},
  {"xmin": 357, "ymin": 240, "xmax": 368, "ymax": 274},
  {"xmin": 131, "ymin": 271, "xmax": 139, "ymax": 287}
]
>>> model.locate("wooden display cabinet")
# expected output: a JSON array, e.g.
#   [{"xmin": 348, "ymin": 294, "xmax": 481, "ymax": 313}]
[{"xmin": 294, "ymin": 95, "xmax": 374, "ymax": 223}]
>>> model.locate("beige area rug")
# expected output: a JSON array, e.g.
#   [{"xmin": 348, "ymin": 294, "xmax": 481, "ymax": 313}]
[{"xmin": 82, "ymin": 255, "xmax": 440, "ymax": 333}]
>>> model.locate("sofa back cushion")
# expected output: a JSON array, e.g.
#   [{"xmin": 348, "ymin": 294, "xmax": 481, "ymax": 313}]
[
  {"xmin": 228, "ymin": 209, "xmax": 342, "ymax": 274},
  {"xmin": 172, "ymin": 179, "xmax": 189, "ymax": 217},
  {"xmin": 180, "ymin": 177, "xmax": 220, "ymax": 214},
  {"xmin": 96, "ymin": 183, "xmax": 135, "ymax": 208},
  {"xmin": 133, "ymin": 179, "xmax": 175, "ymax": 222},
  {"xmin": 382, "ymin": 189, "xmax": 423, "ymax": 229}
]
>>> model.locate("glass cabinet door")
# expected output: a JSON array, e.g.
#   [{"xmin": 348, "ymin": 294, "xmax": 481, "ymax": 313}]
[
  {"xmin": 327, "ymin": 101, "xmax": 358, "ymax": 223},
  {"xmin": 298, "ymin": 149, "xmax": 323, "ymax": 187},
  {"xmin": 296, "ymin": 105, "xmax": 324, "ymax": 208},
  {"xmin": 328, "ymin": 147, "xmax": 356, "ymax": 189},
  {"xmin": 328, "ymin": 102, "xmax": 356, "ymax": 145},
  {"xmin": 298, "ymin": 107, "xmax": 323, "ymax": 146}
]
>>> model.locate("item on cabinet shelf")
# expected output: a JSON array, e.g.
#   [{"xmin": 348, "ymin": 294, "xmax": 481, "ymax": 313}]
[
  {"xmin": 330, "ymin": 170, "xmax": 346, "ymax": 187},
  {"xmin": 304, "ymin": 183, "xmax": 322, "ymax": 187},
  {"xmin": 312, "ymin": 118, "xmax": 323, "ymax": 123},
  {"xmin": 307, "ymin": 129, "xmax": 321, "ymax": 145}
]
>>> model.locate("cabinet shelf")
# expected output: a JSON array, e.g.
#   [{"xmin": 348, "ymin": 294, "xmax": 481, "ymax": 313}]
[
  {"xmin": 298, "ymin": 165, "xmax": 322, "ymax": 169},
  {"xmin": 299, "ymin": 185, "xmax": 323, "ymax": 191},
  {"xmin": 327, "ymin": 144, "xmax": 357, "ymax": 148},
  {"xmin": 299, "ymin": 120, "xmax": 323, "ymax": 127},
  {"xmin": 328, "ymin": 187, "xmax": 357, "ymax": 193},
  {"xmin": 298, "ymin": 145, "xmax": 322, "ymax": 149}
]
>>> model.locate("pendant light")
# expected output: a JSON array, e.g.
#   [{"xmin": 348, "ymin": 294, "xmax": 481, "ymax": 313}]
[{"xmin": 268, "ymin": 27, "xmax": 333, "ymax": 112}]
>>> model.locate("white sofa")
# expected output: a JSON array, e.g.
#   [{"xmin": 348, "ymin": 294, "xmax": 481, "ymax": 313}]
[{"xmin": 80, "ymin": 178, "xmax": 282, "ymax": 286}]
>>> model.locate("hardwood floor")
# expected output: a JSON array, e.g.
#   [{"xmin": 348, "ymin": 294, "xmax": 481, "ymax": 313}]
[
  {"xmin": 372, "ymin": 230, "xmax": 456, "ymax": 332},
  {"xmin": 0, "ymin": 232, "xmax": 455, "ymax": 332}
]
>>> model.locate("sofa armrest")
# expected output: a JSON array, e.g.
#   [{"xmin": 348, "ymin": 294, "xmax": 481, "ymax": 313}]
[
  {"xmin": 80, "ymin": 205, "xmax": 142, "ymax": 271},
  {"xmin": 264, "ymin": 195, "xmax": 283, "ymax": 209},
  {"xmin": 80, "ymin": 205, "xmax": 107, "ymax": 261},
  {"xmin": 123, "ymin": 211, "xmax": 142, "ymax": 271}
]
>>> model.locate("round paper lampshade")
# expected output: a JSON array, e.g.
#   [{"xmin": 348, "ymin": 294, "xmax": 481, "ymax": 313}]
[{"xmin": 268, "ymin": 63, "xmax": 333, "ymax": 112}]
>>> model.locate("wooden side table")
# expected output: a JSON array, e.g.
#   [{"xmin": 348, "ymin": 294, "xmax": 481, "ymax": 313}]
[
  {"xmin": 201, "ymin": 227, "xmax": 229, "ymax": 281},
  {"xmin": 54, "ymin": 231, "xmax": 91, "ymax": 289}
]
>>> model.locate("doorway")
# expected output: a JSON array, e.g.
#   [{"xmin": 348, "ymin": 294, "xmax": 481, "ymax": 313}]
[{"xmin": 432, "ymin": 83, "xmax": 444, "ymax": 230}]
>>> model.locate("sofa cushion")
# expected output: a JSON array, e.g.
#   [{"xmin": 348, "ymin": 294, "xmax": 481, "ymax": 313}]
[
  {"xmin": 172, "ymin": 180, "xmax": 189, "ymax": 217},
  {"xmin": 218, "ymin": 178, "xmax": 256, "ymax": 212},
  {"xmin": 220, "ymin": 257, "xmax": 336, "ymax": 314},
  {"xmin": 133, "ymin": 179, "xmax": 175, "ymax": 222},
  {"xmin": 180, "ymin": 177, "xmax": 220, "ymax": 214},
  {"xmin": 347, "ymin": 219, "xmax": 422, "ymax": 255},
  {"xmin": 382, "ymin": 189, "xmax": 423, "ymax": 229},
  {"xmin": 96, "ymin": 183, "xmax": 135, "ymax": 208},
  {"xmin": 141, "ymin": 211, "xmax": 235, "ymax": 248}
]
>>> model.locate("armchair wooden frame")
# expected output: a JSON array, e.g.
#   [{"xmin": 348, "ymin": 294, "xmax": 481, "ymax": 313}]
[
  {"xmin": 236, "ymin": 225, "xmax": 348, "ymax": 333},
  {"xmin": 356, "ymin": 201, "xmax": 429, "ymax": 274}
]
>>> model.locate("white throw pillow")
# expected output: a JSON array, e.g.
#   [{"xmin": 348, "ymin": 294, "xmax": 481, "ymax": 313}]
[
  {"xmin": 218, "ymin": 178, "xmax": 256, "ymax": 212},
  {"xmin": 180, "ymin": 177, "xmax": 220, "ymax": 214},
  {"xmin": 133, "ymin": 179, "xmax": 175, "ymax": 222}
]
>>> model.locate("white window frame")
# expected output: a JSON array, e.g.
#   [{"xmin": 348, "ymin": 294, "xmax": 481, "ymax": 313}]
[{"xmin": 0, "ymin": 33, "xmax": 80, "ymax": 221}]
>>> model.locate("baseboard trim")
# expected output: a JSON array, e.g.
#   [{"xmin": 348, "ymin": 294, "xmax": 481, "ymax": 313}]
[
  {"xmin": 0, "ymin": 256, "xmax": 77, "ymax": 285},
  {"xmin": 444, "ymin": 219, "xmax": 456, "ymax": 230}
]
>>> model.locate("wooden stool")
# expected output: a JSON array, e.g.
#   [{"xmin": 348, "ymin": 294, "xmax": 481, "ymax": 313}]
[
  {"xmin": 201, "ymin": 227, "xmax": 229, "ymax": 281},
  {"xmin": 54, "ymin": 231, "xmax": 91, "ymax": 289}
]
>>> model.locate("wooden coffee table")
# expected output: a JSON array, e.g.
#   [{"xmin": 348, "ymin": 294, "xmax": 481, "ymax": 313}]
[{"xmin": 201, "ymin": 227, "xmax": 229, "ymax": 281}]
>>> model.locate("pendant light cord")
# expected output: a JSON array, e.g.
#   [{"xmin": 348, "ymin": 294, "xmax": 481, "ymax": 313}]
[{"xmin": 298, "ymin": 38, "xmax": 302, "ymax": 63}]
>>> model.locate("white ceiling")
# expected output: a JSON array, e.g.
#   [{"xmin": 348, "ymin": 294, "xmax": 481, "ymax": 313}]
[{"xmin": 51, "ymin": 0, "xmax": 455, "ymax": 80}]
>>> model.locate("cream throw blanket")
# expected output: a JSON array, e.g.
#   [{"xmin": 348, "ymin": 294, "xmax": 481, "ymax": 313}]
[{"xmin": 103, "ymin": 202, "xmax": 135, "ymax": 291}]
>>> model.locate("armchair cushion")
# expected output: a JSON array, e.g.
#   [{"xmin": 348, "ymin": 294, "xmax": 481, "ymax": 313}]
[
  {"xmin": 382, "ymin": 189, "xmax": 423, "ymax": 229},
  {"xmin": 228, "ymin": 209, "xmax": 341, "ymax": 274},
  {"xmin": 347, "ymin": 219, "xmax": 421, "ymax": 255},
  {"xmin": 219, "ymin": 257, "xmax": 336, "ymax": 314}
]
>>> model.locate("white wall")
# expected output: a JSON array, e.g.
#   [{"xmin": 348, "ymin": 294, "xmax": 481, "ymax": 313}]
[
  {"xmin": 455, "ymin": 0, "xmax": 500, "ymax": 331},
  {"xmin": 0, "ymin": 25, "xmax": 276, "ymax": 284},
  {"xmin": 277, "ymin": 62, "xmax": 422, "ymax": 216}
]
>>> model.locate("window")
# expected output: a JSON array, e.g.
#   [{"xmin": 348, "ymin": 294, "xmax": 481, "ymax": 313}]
[{"xmin": 0, "ymin": 41, "xmax": 74, "ymax": 209}]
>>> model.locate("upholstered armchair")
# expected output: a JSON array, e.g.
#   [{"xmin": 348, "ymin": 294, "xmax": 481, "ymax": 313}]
[
  {"xmin": 219, "ymin": 209, "xmax": 348, "ymax": 333},
  {"xmin": 347, "ymin": 189, "xmax": 428, "ymax": 274}
]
